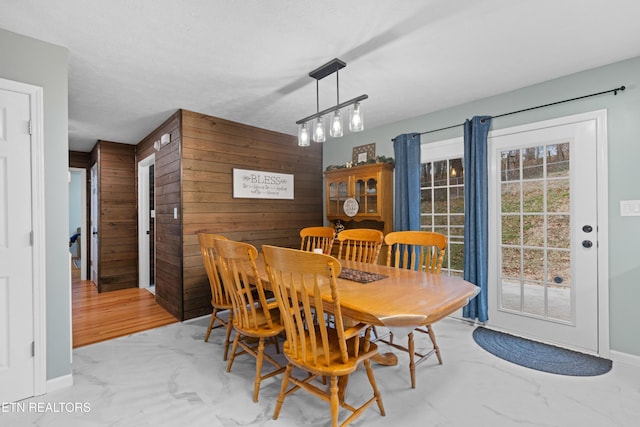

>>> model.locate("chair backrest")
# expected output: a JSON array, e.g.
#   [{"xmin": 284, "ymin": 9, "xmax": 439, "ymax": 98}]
[
  {"xmin": 337, "ymin": 229, "xmax": 384, "ymax": 264},
  {"xmin": 262, "ymin": 245, "xmax": 354, "ymax": 366},
  {"xmin": 299, "ymin": 226, "xmax": 335, "ymax": 254},
  {"xmin": 198, "ymin": 233, "xmax": 232, "ymax": 307},
  {"xmin": 214, "ymin": 239, "xmax": 276, "ymax": 331},
  {"xmin": 384, "ymin": 231, "xmax": 447, "ymax": 273}
]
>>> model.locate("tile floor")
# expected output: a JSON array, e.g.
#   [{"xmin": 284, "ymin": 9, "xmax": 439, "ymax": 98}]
[{"xmin": 4, "ymin": 317, "xmax": 639, "ymax": 427}]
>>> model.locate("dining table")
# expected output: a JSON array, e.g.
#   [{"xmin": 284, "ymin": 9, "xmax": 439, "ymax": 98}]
[{"xmin": 253, "ymin": 254, "xmax": 479, "ymax": 341}]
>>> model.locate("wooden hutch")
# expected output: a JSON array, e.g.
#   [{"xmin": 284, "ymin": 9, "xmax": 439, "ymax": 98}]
[{"xmin": 324, "ymin": 162, "xmax": 394, "ymax": 263}]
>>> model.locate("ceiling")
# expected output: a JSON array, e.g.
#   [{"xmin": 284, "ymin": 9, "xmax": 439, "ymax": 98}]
[{"xmin": 2, "ymin": 0, "xmax": 640, "ymax": 152}]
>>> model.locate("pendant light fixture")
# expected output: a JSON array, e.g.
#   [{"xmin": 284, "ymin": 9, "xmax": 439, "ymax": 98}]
[{"xmin": 296, "ymin": 58, "xmax": 367, "ymax": 146}]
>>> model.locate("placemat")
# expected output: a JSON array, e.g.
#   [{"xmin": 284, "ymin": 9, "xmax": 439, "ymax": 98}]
[{"xmin": 338, "ymin": 267, "xmax": 388, "ymax": 284}]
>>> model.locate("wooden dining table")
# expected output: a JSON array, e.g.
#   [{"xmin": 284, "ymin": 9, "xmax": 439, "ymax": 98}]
[{"xmin": 253, "ymin": 255, "xmax": 479, "ymax": 331}]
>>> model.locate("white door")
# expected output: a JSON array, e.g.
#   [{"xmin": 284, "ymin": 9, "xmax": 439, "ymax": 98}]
[
  {"xmin": 0, "ymin": 87, "xmax": 35, "ymax": 401},
  {"xmin": 488, "ymin": 112, "xmax": 606, "ymax": 354},
  {"xmin": 138, "ymin": 154, "xmax": 154, "ymax": 289},
  {"xmin": 90, "ymin": 163, "xmax": 99, "ymax": 286}
]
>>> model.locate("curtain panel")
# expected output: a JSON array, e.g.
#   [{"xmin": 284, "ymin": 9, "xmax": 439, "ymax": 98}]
[
  {"xmin": 393, "ymin": 133, "xmax": 421, "ymax": 232},
  {"xmin": 462, "ymin": 116, "xmax": 491, "ymax": 322}
]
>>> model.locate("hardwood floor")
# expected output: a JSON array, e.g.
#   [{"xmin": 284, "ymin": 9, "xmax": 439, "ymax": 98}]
[{"xmin": 72, "ymin": 263, "xmax": 178, "ymax": 348}]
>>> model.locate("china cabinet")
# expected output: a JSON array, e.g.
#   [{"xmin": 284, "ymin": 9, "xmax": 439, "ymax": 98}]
[{"xmin": 324, "ymin": 163, "xmax": 394, "ymax": 256}]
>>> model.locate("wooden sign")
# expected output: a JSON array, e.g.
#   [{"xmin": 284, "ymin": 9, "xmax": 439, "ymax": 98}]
[{"xmin": 233, "ymin": 168, "xmax": 294, "ymax": 199}]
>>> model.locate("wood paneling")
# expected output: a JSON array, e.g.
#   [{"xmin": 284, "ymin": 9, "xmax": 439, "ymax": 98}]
[
  {"xmin": 136, "ymin": 112, "xmax": 183, "ymax": 319},
  {"xmin": 132, "ymin": 109, "xmax": 322, "ymax": 321},
  {"xmin": 91, "ymin": 141, "xmax": 137, "ymax": 292},
  {"xmin": 180, "ymin": 110, "xmax": 323, "ymax": 320}
]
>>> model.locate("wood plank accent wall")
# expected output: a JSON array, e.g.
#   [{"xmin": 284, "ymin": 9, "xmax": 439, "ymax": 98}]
[
  {"xmin": 90, "ymin": 141, "xmax": 137, "ymax": 292},
  {"xmin": 136, "ymin": 112, "xmax": 183, "ymax": 320},
  {"xmin": 180, "ymin": 110, "xmax": 323, "ymax": 320}
]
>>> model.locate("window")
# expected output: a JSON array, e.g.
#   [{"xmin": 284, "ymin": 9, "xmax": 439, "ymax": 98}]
[{"xmin": 420, "ymin": 139, "xmax": 464, "ymax": 276}]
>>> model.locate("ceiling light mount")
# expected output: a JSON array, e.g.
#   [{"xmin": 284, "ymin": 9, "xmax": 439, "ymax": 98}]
[{"xmin": 296, "ymin": 58, "xmax": 368, "ymax": 146}]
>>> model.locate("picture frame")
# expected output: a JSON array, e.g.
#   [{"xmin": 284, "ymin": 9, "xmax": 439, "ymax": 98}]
[{"xmin": 352, "ymin": 143, "xmax": 376, "ymax": 164}]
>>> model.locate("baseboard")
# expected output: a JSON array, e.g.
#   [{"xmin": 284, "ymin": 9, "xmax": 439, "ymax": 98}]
[
  {"xmin": 47, "ymin": 374, "xmax": 73, "ymax": 394},
  {"xmin": 609, "ymin": 350, "xmax": 640, "ymax": 368}
]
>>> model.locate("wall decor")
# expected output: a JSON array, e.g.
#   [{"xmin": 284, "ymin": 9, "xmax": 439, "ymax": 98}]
[
  {"xmin": 352, "ymin": 143, "xmax": 376, "ymax": 164},
  {"xmin": 233, "ymin": 168, "xmax": 294, "ymax": 199}
]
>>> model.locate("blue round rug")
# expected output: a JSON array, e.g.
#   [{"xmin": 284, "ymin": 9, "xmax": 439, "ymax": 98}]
[{"xmin": 472, "ymin": 327, "xmax": 612, "ymax": 376}]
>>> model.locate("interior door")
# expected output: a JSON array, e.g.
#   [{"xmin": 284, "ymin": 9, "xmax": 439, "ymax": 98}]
[
  {"xmin": 0, "ymin": 86, "xmax": 35, "ymax": 402},
  {"xmin": 138, "ymin": 154, "xmax": 155, "ymax": 290},
  {"xmin": 90, "ymin": 162, "xmax": 99, "ymax": 286},
  {"xmin": 488, "ymin": 113, "xmax": 603, "ymax": 354}
]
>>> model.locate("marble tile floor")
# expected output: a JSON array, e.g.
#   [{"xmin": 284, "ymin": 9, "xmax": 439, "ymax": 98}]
[{"xmin": 4, "ymin": 317, "xmax": 639, "ymax": 427}]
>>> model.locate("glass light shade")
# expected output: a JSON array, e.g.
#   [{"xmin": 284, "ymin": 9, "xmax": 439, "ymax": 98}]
[
  {"xmin": 349, "ymin": 102, "xmax": 364, "ymax": 132},
  {"xmin": 313, "ymin": 116, "xmax": 326, "ymax": 142},
  {"xmin": 298, "ymin": 123, "xmax": 310, "ymax": 147},
  {"xmin": 329, "ymin": 109, "xmax": 343, "ymax": 137}
]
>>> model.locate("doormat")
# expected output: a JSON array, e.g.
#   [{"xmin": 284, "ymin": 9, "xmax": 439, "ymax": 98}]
[{"xmin": 472, "ymin": 327, "xmax": 612, "ymax": 376}]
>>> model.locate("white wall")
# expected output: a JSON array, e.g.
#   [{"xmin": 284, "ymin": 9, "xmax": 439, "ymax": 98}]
[{"xmin": 324, "ymin": 56, "xmax": 640, "ymax": 358}]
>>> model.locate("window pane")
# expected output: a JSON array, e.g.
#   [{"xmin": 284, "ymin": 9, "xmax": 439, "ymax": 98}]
[
  {"xmin": 450, "ymin": 158, "xmax": 464, "ymax": 186},
  {"xmin": 421, "ymin": 163, "xmax": 432, "ymax": 187},
  {"xmin": 501, "ymin": 215, "xmax": 520, "ymax": 245},
  {"xmin": 547, "ymin": 143, "xmax": 570, "ymax": 177},
  {"xmin": 450, "ymin": 187, "xmax": 464, "ymax": 213},
  {"xmin": 548, "ymin": 249, "xmax": 571, "ymax": 286},
  {"xmin": 548, "ymin": 215, "xmax": 570, "ymax": 249},
  {"xmin": 433, "ymin": 188, "xmax": 448, "ymax": 213},
  {"xmin": 522, "ymin": 215, "xmax": 544, "ymax": 247},
  {"xmin": 501, "ymin": 149, "xmax": 520, "ymax": 182},
  {"xmin": 522, "ymin": 180, "xmax": 543, "ymax": 212},
  {"xmin": 449, "ymin": 243, "xmax": 464, "ymax": 272},
  {"xmin": 501, "ymin": 182, "xmax": 520, "ymax": 213},
  {"xmin": 421, "ymin": 189, "xmax": 432, "ymax": 213},
  {"xmin": 433, "ymin": 160, "xmax": 448, "ymax": 187},
  {"xmin": 501, "ymin": 246, "xmax": 521, "ymax": 280},
  {"xmin": 547, "ymin": 179, "xmax": 570, "ymax": 213},
  {"xmin": 522, "ymin": 146, "xmax": 544, "ymax": 179},
  {"xmin": 522, "ymin": 248, "xmax": 544, "ymax": 281}
]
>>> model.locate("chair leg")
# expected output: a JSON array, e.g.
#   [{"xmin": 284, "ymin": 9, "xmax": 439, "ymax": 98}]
[
  {"xmin": 273, "ymin": 364, "xmax": 293, "ymax": 420},
  {"xmin": 253, "ymin": 338, "xmax": 265, "ymax": 402},
  {"xmin": 408, "ymin": 332, "xmax": 416, "ymax": 389},
  {"xmin": 329, "ymin": 376, "xmax": 339, "ymax": 427},
  {"xmin": 364, "ymin": 359, "xmax": 386, "ymax": 416},
  {"xmin": 204, "ymin": 308, "xmax": 218, "ymax": 342},
  {"xmin": 226, "ymin": 333, "xmax": 241, "ymax": 372},
  {"xmin": 223, "ymin": 316, "xmax": 233, "ymax": 361},
  {"xmin": 426, "ymin": 325, "xmax": 443, "ymax": 364}
]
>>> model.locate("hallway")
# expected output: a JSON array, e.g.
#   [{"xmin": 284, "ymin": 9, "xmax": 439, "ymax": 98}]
[{"xmin": 72, "ymin": 263, "xmax": 177, "ymax": 348}]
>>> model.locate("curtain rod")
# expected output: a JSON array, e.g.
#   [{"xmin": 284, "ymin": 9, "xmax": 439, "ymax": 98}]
[{"xmin": 393, "ymin": 85, "xmax": 626, "ymax": 140}]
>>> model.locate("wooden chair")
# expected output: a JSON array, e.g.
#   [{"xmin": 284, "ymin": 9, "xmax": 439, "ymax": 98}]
[
  {"xmin": 300, "ymin": 226, "xmax": 335, "ymax": 254},
  {"xmin": 214, "ymin": 238, "xmax": 285, "ymax": 402},
  {"xmin": 382, "ymin": 230, "xmax": 447, "ymax": 388},
  {"xmin": 262, "ymin": 245, "xmax": 385, "ymax": 427},
  {"xmin": 336, "ymin": 229, "xmax": 384, "ymax": 264},
  {"xmin": 198, "ymin": 233, "xmax": 233, "ymax": 360}
]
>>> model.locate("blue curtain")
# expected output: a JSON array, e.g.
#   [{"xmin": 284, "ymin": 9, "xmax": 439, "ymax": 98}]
[
  {"xmin": 393, "ymin": 133, "xmax": 421, "ymax": 231},
  {"xmin": 462, "ymin": 116, "xmax": 491, "ymax": 322}
]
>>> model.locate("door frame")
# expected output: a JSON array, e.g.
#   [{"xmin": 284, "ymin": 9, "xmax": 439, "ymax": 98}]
[
  {"xmin": 0, "ymin": 77, "xmax": 46, "ymax": 396},
  {"xmin": 69, "ymin": 167, "xmax": 87, "ymax": 280},
  {"xmin": 487, "ymin": 110, "xmax": 609, "ymax": 356},
  {"xmin": 138, "ymin": 153, "xmax": 155, "ymax": 289}
]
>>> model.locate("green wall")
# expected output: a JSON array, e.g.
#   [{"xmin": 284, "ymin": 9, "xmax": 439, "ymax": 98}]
[
  {"xmin": 324, "ymin": 56, "xmax": 640, "ymax": 358},
  {"xmin": 0, "ymin": 29, "xmax": 71, "ymax": 380}
]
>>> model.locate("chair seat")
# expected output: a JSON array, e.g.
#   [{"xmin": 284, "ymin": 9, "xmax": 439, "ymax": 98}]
[
  {"xmin": 234, "ymin": 307, "xmax": 284, "ymax": 338},
  {"xmin": 283, "ymin": 328, "xmax": 379, "ymax": 377}
]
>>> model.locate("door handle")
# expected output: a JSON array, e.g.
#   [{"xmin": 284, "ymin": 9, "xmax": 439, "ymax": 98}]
[{"xmin": 582, "ymin": 240, "xmax": 593, "ymax": 248}]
